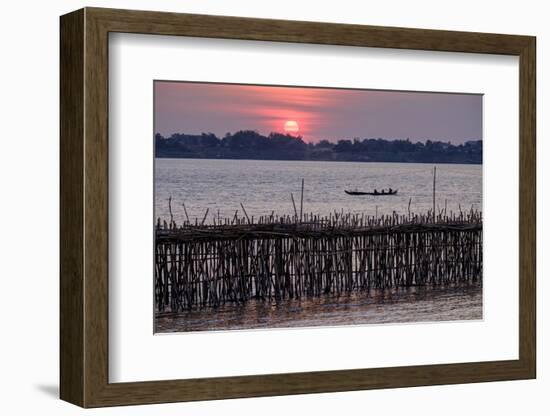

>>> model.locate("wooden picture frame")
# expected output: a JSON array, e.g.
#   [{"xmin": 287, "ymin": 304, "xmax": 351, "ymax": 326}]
[{"xmin": 60, "ymin": 7, "xmax": 536, "ymax": 408}]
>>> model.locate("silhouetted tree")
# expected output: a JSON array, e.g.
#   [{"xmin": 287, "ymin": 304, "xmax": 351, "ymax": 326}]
[{"xmin": 154, "ymin": 132, "xmax": 481, "ymax": 164}]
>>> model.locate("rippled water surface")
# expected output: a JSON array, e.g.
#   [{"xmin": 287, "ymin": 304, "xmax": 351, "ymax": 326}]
[
  {"xmin": 155, "ymin": 159, "xmax": 482, "ymax": 223},
  {"xmin": 155, "ymin": 284, "xmax": 482, "ymax": 333},
  {"xmin": 155, "ymin": 159, "xmax": 482, "ymax": 333}
]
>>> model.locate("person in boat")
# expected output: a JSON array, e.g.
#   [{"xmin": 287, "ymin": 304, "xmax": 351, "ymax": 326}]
[
  {"xmin": 373, "ymin": 189, "xmax": 379, "ymax": 195},
  {"xmin": 380, "ymin": 189, "xmax": 386, "ymax": 195},
  {"xmin": 388, "ymin": 187, "xmax": 393, "ymax": 194}
]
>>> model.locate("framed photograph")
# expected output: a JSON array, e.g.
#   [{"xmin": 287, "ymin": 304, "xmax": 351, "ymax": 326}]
[{"xmin": 60, "ymin": 7, "xmax": 536, "ymax": 407}]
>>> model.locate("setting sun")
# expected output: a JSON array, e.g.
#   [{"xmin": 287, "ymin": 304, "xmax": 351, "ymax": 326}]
[{"xmin": 283, "ymin": 120, "xmax": 299, "ymax": 134}]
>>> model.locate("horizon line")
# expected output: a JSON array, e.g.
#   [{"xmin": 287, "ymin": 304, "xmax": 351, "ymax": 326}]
[{"xmin": 155, "ymin": 131, "xmax": 483, "ymax": 144}]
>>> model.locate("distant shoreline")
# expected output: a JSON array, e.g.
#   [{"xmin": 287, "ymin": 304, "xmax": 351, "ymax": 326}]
[
  {"xmin": 154, "ymin": 155, "xmax": 482, "ymax": 165},
  {"xmin": 155, "ymin": 132, "xmax": 482, "ymax": 165}
]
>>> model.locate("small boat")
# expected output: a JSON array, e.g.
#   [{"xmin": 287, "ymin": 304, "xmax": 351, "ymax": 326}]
[{"xmin": 345, "ymin": 189, "xmax": 398, "ymax": 196}]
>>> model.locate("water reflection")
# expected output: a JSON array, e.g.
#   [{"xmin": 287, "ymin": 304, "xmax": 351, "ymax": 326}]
[
  {"xmin": 155, "ymin": 284, "xmax": 482, "ymax": 333},
  {"xmin": 155, "ymin": 159, "xmax": 482, "ymax": 224}
]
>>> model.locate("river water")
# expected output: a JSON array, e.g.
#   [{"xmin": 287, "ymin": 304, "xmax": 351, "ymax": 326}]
[
  {"xmin": 154, "ymin": 159, "xmax": 482, "ymax": 224},
  {"xmin": 154, "ymin": 158, "xmax": 482, "ymax": 333},
  {"xmin": 155, "ymin": 284, "xmax": 482, "ymax": 333}
]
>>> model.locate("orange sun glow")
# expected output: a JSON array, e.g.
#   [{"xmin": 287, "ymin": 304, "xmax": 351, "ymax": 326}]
[{"xmin": 283, "ymin": 120, "xmax": 300, "ymax": 134}]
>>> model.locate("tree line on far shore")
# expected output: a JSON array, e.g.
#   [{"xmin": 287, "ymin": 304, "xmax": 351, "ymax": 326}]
[{"xmin": 155, "ymin": 130, "xmax": 482, "ymax": 164}]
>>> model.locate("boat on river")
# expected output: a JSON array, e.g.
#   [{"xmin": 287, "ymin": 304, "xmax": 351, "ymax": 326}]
[{"xmin": 344, "ymin": 189, "xmax": 398, "ymax": 196}]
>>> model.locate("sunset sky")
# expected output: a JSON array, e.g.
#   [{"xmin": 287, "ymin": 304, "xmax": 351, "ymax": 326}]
[{"xmin": 154, "ymin": 81, "xmax": 482, "ymax": 144}]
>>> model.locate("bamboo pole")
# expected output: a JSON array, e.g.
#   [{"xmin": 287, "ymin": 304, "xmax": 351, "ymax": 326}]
[
  {"xmin": 299, "ymin": 178, "xmax": 304, "ymax": 222},
  {"xmin": 168, "ymin": 196, "xmax": 174, "ymax": 227},
  {"xmin": 155, "ymin": 208, "xmax": 482, "ymax": 311},
  {"xmin": 291, "ymin": 193, "xmax": 298, "ymax": 220},
  {"xmin": 433, "ymin": 166, "xmax": 437, "ymax": 220},
  {"xmin": 182, "ymin": 201, "xmax": 190, "ymax": 223}
]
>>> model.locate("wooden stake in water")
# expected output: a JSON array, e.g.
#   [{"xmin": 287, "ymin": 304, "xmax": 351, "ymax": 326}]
[
  {"xmin": 240, "ymin": 202, "xmax": 251, "ymax": 224},
  {"xmin": 154, "ymin": 209, "xmax": 483, "ymax": 312},
  {"xmin": 291, "ymin": 193, "xmax": 298, "ymax": 220},
  {"xmin": 299, "ymin": 178, "xmax": 304, "ymax": 222},
  {"xmin": 200, "ymin": 208, "xmax": 209, "ymax": 226},
  {"xmin": 182, "ymin": 201, "xmax": 190, "ymax": 224},
  {"xmin": 432, "ymin": 166, "xmax": 437, "ymax": 220},
  {"xmin": 168, "ymin": 196, "xmax": 174, "ymax": 227}
]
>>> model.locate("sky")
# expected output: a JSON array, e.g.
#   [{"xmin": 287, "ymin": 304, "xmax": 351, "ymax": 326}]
[{"xmin": 154, "ymin": 81, "xmax": 482, "ymax": 144}]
